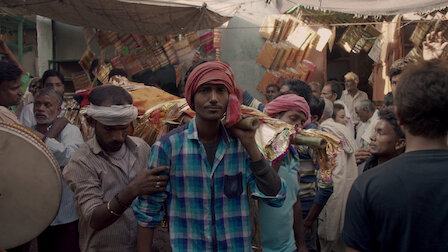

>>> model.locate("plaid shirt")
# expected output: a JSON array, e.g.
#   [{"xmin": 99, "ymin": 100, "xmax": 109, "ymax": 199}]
[{"xmin": 133, "ymin": 119, "xmax": 286, "ymax": 251}]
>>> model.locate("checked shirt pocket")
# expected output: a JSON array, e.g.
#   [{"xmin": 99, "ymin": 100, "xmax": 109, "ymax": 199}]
[{"xmin": 224, "ymin": 172, "xmax": 243, "ymax": 198}]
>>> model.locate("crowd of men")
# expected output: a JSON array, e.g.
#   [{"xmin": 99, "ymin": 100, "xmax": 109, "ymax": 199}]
[{"xmin": 0, "ymin": 31, "xmax": 447, "ymax": 252}]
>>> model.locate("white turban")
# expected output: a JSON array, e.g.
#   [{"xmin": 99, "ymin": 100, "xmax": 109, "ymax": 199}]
[{"xmin": 86, "ymin": 104, "xmax": 138, "ymax": 126}]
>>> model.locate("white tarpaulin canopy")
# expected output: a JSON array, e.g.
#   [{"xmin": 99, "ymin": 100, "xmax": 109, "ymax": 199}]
[
  {"xmin": 277, "ymin": 0, "xmax": 448, "ymax": 15},
  {"xmin": 0, "ymin": 0, "xmax": 244, "ymax": 35}
]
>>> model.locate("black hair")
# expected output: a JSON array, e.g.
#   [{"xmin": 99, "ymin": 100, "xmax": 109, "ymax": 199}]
[
  {"xmin": 108, "ymin": 68, "xmax": 128, "ymax": 80},
  {"xmin": 266, "ymin": 83, "xmax": 280, "ymax": 91},
  {"xmin": 395, "ymin": 59, "xmax": 448, "ymax": 138},
  {"xmin": 309, "ymin": 96, "xmax": 325, "ymax": 120},
  {"xmin": 378, "ymin": 108, "xmax": 405, "ymax": 139},
  {"xmin": 384, "ymin": 92, "xmax": 394, "ymax": 107},
  {"xmin": 326, "ymin": 81, "xmax": 343, "ymax": 99},
  {"xmin": 0, "ymin": 61, "xmax": 22, "ymax": 86},
  {"xmin": 34, "ymin": 87, "xmax": 63, "ymax": 107},
  {"xmin": 389, "ymin": 57, "xmax": 416, "ymax": 81},
  {"xmin": 88, "ymin": 85, "xmax": 133, "ymax": 106},
  {"xmin": 281, "ymin": 79, "xmax": 312, "ymax": 103},
  {"xmin": 42, "ymin": 69, "xmax": 64, "ymax": 85},
  {"xmin": 332, "ymin": 103, "xmax": 345, "ymax": 119}
]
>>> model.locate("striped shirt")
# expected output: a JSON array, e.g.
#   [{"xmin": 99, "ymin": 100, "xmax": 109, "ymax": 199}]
[
  {"xmin": 133, "ymin": 119, "xmax": 286, "ymax": 251},
  {"xmin": 63, "ymin": 136, "xmax": 150, "ymax": 252}
]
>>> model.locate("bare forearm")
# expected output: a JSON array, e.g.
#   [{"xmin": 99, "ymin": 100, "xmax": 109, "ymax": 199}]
[
  {"xmin": 90, "ymin": 184, "xmax": 138, "ymax": 230},
  {"xmin": 304, "ymin": 203, "xmax": 324, "ymax": 226},
  {"xmin": 137, "ymin": 226, "xmax": 155, "ymax": 252}
]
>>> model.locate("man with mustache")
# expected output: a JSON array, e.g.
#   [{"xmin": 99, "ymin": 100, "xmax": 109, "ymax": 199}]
[
  {"xmin": 63, "ymin": 85, "xmax": 168, "ymax": 252},
  {"xmin": 134, "ymin": 61, "xmax": 286, "ymax": 251},
  {"xmin": 33, "ymin": 87, "xmax": 84, "ymax": 252}
]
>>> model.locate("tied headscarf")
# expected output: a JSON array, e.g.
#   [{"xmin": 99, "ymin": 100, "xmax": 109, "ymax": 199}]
[
  {"xmin": 185, "ymin": 61, "xmax": 242, "ymax": 128},
  {"xmin": 87, "ymin": 104, "xmax": 138, "ymax": 126},
  {"xmin": 265, "ymin": 94, "xmax": 311, "ymax": 127}
]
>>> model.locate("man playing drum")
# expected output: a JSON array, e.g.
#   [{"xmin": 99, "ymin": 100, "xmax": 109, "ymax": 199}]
[
  {"xmin": 33, "ymin": 87, "xmax": 84, "ymax": 252},
  {"xmin": 63, "ymin": 85, "xmax": 169, "ymax": 252}
]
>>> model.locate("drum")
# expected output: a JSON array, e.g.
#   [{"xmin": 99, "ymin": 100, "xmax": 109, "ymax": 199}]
[{"xmin": 0, "ymin": 122, "xmax": 61, "ymax": 249}]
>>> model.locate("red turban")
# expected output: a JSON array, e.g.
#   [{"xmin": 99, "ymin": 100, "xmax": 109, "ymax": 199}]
[
  {"xmin": 265, "ymin": 94, "xmax": 311, "ymax": 127},
  {"xmin": 185, "ymin": 61, "xmax": 242, "ymax": 127}
]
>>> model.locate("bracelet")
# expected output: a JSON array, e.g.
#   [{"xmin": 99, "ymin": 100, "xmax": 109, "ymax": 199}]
[
  {"xmin": 114, "ymin": 193, "xmax": 130, "ymax": 210},
  {"xmin": 41, "ymin": 135, "xmax": 47, "ymax": 142},
  {"xmin": 107, "ymin": 200, "xmax": 121, "ymax": 217}
]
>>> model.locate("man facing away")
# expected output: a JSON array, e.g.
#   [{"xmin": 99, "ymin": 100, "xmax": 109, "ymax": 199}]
[
  {"xmin": 340, "ymin": 72, "xmax": 368, "ymax": 125},
  {"xmin": 63, "ymin": 85, "xmax": 169, "ymax": 252},
  {"xmin": 342, "ymin": 59, "xmax": 448, "ymax": 252},
  {"xmin": 33, "ymin": 87, "xmax": 84, "ymax": 252},
  {"xmin": 134, "ymin": 61, "xmax": 286, "ymax": 251}
]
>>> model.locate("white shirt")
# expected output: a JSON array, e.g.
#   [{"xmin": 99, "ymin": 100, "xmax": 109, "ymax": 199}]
[
  {"xmin": 355, "ymin": 110, "xmax": 379, "ymax": 149},
  {"xmin": 340, "ymin": 90, "xmax": 368, "ymax": 125}
]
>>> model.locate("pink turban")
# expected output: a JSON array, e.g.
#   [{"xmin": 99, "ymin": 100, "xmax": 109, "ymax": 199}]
[
  {"xmin": 185, "ymin": 61, "xmax": 242, "ymax": 127},
  {"xmin": 265, "ymin": 94, "xmax": 311, "ymax": 127}
]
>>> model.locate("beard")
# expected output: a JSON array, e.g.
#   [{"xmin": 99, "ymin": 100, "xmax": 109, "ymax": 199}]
[{"xmin": 35, "ymin": 114, "xmax": 57, "ymax": 125}]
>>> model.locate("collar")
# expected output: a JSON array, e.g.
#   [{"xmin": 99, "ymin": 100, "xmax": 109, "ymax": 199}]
[
  {"xmin": 88, "ymin": 135, "xmax": 138, "ymax": 155},
  {"xmin": 187, "ymin": 117, "xmax": 230, "ymax": 146}
]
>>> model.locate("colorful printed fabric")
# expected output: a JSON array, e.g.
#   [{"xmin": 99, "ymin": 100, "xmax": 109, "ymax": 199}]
[
  {"xmin": 200, "ymin": 31, "xmax": 214, "ymax": 54},
  {"xmin": 133, "ymin": 119, "xmax": 286, "ymax": 251}
]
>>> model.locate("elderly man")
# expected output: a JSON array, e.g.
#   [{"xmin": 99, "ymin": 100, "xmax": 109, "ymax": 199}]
[
  {"xmin": 343, "ymin": 59, "xmax": 448, "ymax": 252},
  {"xmin": 355, "ymin": 100, "xmax": 379, "ymax": 149},
  {"xmin": 20, "ymin": 69, "xmax": 67, "ymax": 127},
  {"xmin": 134, "ymin": 61, "xmax": 286, "ymax": 251},
  {"xmin": 63, "ymin": 85, "xmax": 168, "ymax": 252},
  {"xmin": 340, "ymin": 72, "xmax": 368, "ymax": 125},
  {"xmin": 33, "ymin": 87, "xmax": 84, "ymax": 252}
]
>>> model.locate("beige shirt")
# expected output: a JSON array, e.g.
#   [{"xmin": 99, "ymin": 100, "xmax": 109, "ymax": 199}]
[
  {"xmin": 63, "ymin": 136, "xmax": 150, "ymax": 252},
  {"xmin": 340, "ymin": 89, "xmax": 368, "ymax": 125},
  {"xmin": 0, "ymin": 106, "xmax": 21, "ymax": 124}
]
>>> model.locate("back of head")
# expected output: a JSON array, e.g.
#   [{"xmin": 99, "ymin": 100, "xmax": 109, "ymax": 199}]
[
  {"xmin": 309, "ymin": 96, "xmax": 325, "ymax": 120},
  {"xmin": 88, "ymin": 85, "xmax": 133, "ymax": 106},
  {"xmin": 395, "ymin": 59, "xmax": 448, "ymax": 138},
  {"xmin": 42, "ymin": 69, "xmax": 64, "ymax": 85},
  {"xmin": 108, "ymin": 68, "xmax": 128, "ymax": 80},
  {"xmin": 0, "ymin": 61, "xmax": 22, "ymax": 85},
  {"xmin": 34, "ymin": 87, "xmax": 63, "ymax": 107},
  {"xmin": 266, "ymin": 83, "xmax": 280, "ymax": 92},
  {"xmin": 384, "ymin": 92, "xmax": 394, "ymax": 107},
  {"xmin": 356, "ymin": 99, "xmax": 375, "ymax": 113},
  {"xmin": 378, "ymin": 108, "xmax": 405, "ymax": 139},
  {"xmin": 322, "ymin": 98, "xmax": 334, "ymax": 120},
  {"xmin": 282, "ymin": 79, "xmax": 312, "ymax": 103}
]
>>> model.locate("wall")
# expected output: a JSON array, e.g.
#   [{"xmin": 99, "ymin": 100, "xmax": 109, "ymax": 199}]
[{"xmin": 36, "ymin": 15, "xmax": 53, "ymax": 76}]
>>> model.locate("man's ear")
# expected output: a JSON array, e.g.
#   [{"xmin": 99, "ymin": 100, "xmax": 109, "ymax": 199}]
[
  {"xmin": 395, "ymin": 138, "xmax": 406, "ymax": 151},
  {"xmin": 331, "ymin": 93, "xmax": 337, "ymax": 102},
  {"xmin": 394, "ymin": 106, "xmax": 404, "ymax": 126}
]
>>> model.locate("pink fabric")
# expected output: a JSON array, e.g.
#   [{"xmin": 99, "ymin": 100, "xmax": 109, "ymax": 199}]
[
  {"xmin": 185, "ymin": 61, "xmax": 242, "ymax": 127},
  {"xmin": 265, "ymin": 94, "xmax": 311, "ymax": 126}
]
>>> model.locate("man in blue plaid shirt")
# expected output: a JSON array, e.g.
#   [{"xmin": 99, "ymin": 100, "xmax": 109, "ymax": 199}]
[{"xmin": 133, "ymin": 61, "xmax": 286, "ymax": 251}]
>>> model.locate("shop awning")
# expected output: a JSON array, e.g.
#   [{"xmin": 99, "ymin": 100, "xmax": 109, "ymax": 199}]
[
  {"xmin": 0, "ymin": 0, "xmax": 243, "ymax": 35},
  {"xmin": 277, "ymin": 0, "xmax": 448, "ymax": 16}
]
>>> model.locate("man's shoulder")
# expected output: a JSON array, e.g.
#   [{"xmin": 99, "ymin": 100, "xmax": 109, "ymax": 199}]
[
  {"xmin": 353, "ymin": 156, "xmax": 403, "ymax": 191},
  {"xmin": 157, "ymin": 123, "xmax": 189, "ymax": 144}
]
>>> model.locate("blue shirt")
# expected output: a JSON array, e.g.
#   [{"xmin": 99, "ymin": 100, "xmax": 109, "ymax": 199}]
[
  {"xmin": 259, "ymin": 146, "xmax": 300, "ymax": 252},
  {"xmin": 133, "ymin": 119, "xmax": 286, "ymax": 251}
]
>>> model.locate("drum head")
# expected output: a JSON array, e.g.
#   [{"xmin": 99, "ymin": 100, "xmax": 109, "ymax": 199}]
[{"xmin": 0, "ymin": 122, "xmax": 61, "ymax": 249}]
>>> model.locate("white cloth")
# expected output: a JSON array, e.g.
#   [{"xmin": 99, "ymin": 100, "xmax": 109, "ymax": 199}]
[
  {"xmin": 44, "ymin": 123, "xmax": 84, "ymax": 225},
  {"xmin": 19, "ymin": 102, "xmax": 66, "ymax": 128},
  {"xmin": 86, "ymin": 104, "xmax": 137, "ymax": 126},
  {"xmin": 335, "ymin": 99, "xmax": 355, "ymax": 138},
  {"xmin": 318, "ymin": 119, "xmax": 358, "ymax": 242},
  {"xmin": 355, "ymin": 110, "xmax": 379, "ymax": 149},
  {"xmin": 340, "ymin": 90, "xmax": 368, "ymax": 125}
]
